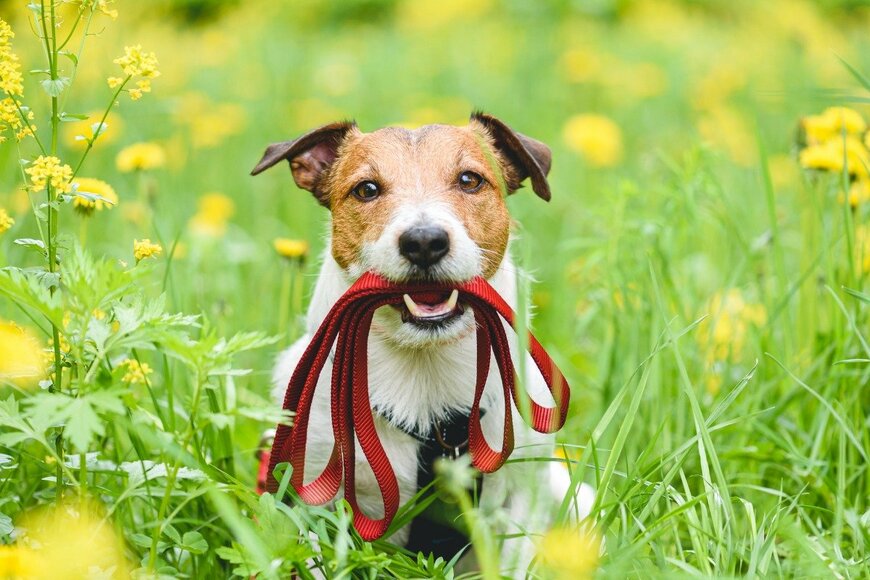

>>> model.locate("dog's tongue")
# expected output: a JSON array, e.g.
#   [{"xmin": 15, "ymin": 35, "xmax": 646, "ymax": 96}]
[{"xmin": 403, "ymin": 289, "xmax": 459, "ymax": 318}]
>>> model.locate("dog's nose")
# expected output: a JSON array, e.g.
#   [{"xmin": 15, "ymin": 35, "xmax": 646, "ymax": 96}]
[{"xmin": 399, "ymin": 226, "xmax": 450, "ymax": 269}]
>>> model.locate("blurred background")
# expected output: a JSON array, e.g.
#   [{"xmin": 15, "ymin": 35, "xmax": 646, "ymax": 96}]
[{"xmin": 2, "ymin": 0, "xmax": 870, "ymax": 575}]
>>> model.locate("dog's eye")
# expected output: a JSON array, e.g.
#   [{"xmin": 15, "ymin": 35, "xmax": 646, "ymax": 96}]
[
  {"xmin": 458, "ymin": 171, "xmax": 484, "ymax": 193},
  {"xmin": 351, "ymin": 180, "xmax": 380, "ymax": 201}
]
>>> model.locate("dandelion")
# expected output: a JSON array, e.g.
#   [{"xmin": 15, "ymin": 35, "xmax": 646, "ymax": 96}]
[
  {"xmin": 188, "ymin": 192, "xmax": 235, "ymax": 237},
  {"xmin": 273, "ymin": 238, "xmax": 309, "ymax": 262},
  {"xmin": 24, "ymin": 156, "xmax": 73, "ymax": 194},
  {"xmin": 133, "ymin": 239, "xmax": 162, "ymax": 263},
  {"xmin": 802, "ymin": 106, "xmax": 866, "ymax": 146},
  {"xmin": 856, "ymin": 225, "xmax": 870, "ymax": 275},
  {"xmin": 799, "ymin": 135, "xmax": 870, "ymax": 177},
  {"xmin": 840, "ymin": 178, "xmax": 870, "ymax": 207},
  {"xmin": 14, "ymin": 500, "xmax": 130, "ymax": 577},
  {"xmin": 697, "ymin": 289, "xmax": 766, "ymax": 395},
  {"xmin": 71, "ymin": 177, "xmax": 118, "ymax": 215},
  {"xmin": 116, "ymin": 142, "xmax": 166, "ymax": 172},
  {"xmin": 536, "ymin": 526, "xmax": 601, "ymax": 579},
  {"xmin": 563, "ymin": 114, "xmax": 623, "ymax": 167},
  {"xmin": 110, "ymin": 45, "xmax": 160, "ymax": 100},
  {"xmin": 0, "ymin": 321, "xmax": 44, "ymax": 384},
  {"xmin": 0, "ymin": 208, "xmax": 13, "ymax": 233},
  {"xmin": 119, "ymin": 358, "xmax": 152, "ymax": 384}
]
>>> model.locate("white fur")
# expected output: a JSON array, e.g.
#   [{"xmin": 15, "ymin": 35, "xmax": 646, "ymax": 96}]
[{"xmin": 272, "ymin": 202, "xmax": 593, "ymax": 576}]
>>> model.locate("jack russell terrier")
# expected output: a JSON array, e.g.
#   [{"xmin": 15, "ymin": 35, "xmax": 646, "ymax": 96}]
[{"xmin": 253, "ymin": 112, "xmax": 593, "ymax": 575}]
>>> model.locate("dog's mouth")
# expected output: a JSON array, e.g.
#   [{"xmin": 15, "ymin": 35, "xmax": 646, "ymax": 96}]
[{"xmin": 393, "ymin": 289, "xmax": 464, "ymax": 327}]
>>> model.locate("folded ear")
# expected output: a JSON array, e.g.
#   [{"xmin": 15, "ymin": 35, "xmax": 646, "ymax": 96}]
[
  {"xmin": 251, "ymin": 120, "xmax": 356, "ymax": 207},
  {"xmin": 471, "ymin": 112, "xmax": 552, "ymax": 201}
]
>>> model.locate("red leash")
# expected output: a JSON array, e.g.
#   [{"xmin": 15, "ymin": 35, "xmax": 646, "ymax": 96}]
[{"xmin": 264, "ymin": 272, "xmax": 570, "ymax": 540}]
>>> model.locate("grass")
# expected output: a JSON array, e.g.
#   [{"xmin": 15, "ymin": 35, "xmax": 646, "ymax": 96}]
[{"xmin": 0, "ymin": 0, "xmax": 869, "ymax": 577}]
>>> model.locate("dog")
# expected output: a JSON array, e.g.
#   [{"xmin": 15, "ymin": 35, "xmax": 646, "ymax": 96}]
[{"xmin": 253, "ymin": 112, "xmax": 592, "ymax": 576}]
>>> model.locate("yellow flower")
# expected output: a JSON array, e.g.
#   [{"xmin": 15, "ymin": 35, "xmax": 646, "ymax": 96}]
[
  {"xmin": 119, "ymin": 358, "xmax": 152, "ymax": 384},
  {"xmin": 111, "ymin": 45, "xmax": 159, "ymax": 99},
  {"xmin": 133, "ymin": 239, "xmax": 162, "ymax": 262},
  {"xmin": 71, "ymin": 177, "xmax": 118, "ymax": 215},
  {"xmin": 174, "ymin": 92, "xmax": 247, "ymax": 149},
  {"xmin": 840, "ymin": 178, "xmax": 870, "ymax": 207},
  {"xmin": 15, "ymin": 500, "xmax": 130, "ymax": 577},
  {"xmin": 0, "ymin": 97, "xmax": 36, "ymax": 143},
  {"xmin": 697, "ymin": 289, "xmax": 767, "ymax": 377},
  {"xmin": 116, "ymin": 142, "xmax": 166, "ymax": 172},
  {"xmin": 799, "ymin": 136, "xmax": 870, "ymax": 177},
  {"xmin": 0, "ymin": 321, "xmax": 44, "ymax": 385},
  {"xmin": 0, "ymin": 18, "xmax": 24, "ymax": 96},
  {"xmin": 121, "ymin": 200, "xmax": 148, "ymax": 226},
  {"xmin": 24, "ymin": 156, "xmax": 72, "ymax": 194},
  {"xmin": 563, "ymin": 114, "xmax": 623, "ymax": 167},
  {"xmin": 188, "ymin": 192, "xmax": 235, "ymax": 237},
  {"xmin": 63, "ymin": 110, "xmax": 122, "ymax": 149},
  {"xmin": 95, "ymin": 0, "xmax": 118, "ymax": 19},
  {"xmin": 536, "ymin": 526, "xmax": 601, "ymax": 580},
  {"xmin": 802, "ymin": 106, "xmax": 867, "ymax": 145},
  {"xmin": 0, "ymin": 545, "xmax": 39, "ymax": 577},
  {"xmin": 856, "ymin": 225, "xmax": 870, "ymax": 275},
  {"xmin": 273, "ymin": 238, "xmax": 309, "ymax": 261},
  {"xmin": 0, "ymin": 208, "xmax": 13, "ymax": 233}
]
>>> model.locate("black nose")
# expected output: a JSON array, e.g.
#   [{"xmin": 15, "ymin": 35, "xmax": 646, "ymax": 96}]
[{"xmin": 399, "ymin": 226, "xmax": 450, "ymax": 269}]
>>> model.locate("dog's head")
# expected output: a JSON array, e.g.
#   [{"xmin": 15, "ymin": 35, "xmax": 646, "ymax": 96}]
[{"xmin": 253, "ymin": 112, "xmax": 551, "ymax": 348}]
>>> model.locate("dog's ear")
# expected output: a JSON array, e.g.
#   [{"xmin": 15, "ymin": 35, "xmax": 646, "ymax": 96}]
[
  {"xmin": 471, "ymin": 112, "xmax": 552, "ymax": 201},
  {"xmin": 251, "ymin": 120, "xmax": 356, "ymax": 207}
]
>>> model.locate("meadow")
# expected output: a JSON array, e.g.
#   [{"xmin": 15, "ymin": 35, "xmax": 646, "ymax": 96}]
[{"xmin": 0, "ymin": 0, "xmax": 869, "ymax": 577}]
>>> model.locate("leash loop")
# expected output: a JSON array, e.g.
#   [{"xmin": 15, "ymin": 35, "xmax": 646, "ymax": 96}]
[{"xmin": 265, "ymin": 272, "xmax": 570, "ymax": 540}]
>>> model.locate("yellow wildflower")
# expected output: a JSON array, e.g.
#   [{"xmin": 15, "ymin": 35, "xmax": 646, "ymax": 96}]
[
  {"xmin": 563, "ymin": 114, "xmax": 623, "ymax": 167},
  {"xmin": 0, "ymin": 18, "xmax": 24, "ymax": 96},
  {"xmin": 697, "ymin": 289, "xmax": 767, "ymax": 394},
  {"xmin": 121, "ymin": 200, "xmax": 148, "ymax": 226},
  {"xmin": 0, "ymin": 545, "xmax": 39, "ymax": 577},
  {"xmin": 174, "ymin": 92, "xmax": 247, "ymax": 149},
  {"xmin": 0, "ymin": 97, "xmax": 36, "ymax": 143},
  {"xmin": 802, "ymin": 106, "xmax": 866, "ymax": 146},
  {"xmin": 799, "ymin": 136, "xmax": 870, "ymax": 177},
  {"xmin": 24, "ymin": 156, "xmax": 73, "ymax": 194},
  {"xmin": 15, "ymin": 500, "xmax": 130, "ymax": 577},
  {"xmin": 111, "ymin": 45, "xmax": 159, "ymax": 99},
  {"xmin": 71, "ymin": 177, "xmax": 118, "ymax": 215},
  {"xmin": 133, "ymin": 239, "xmax": 162, "ymax": 263},
  {"xmin": 0, "ymin": 208, "xmax": 13, "ymax": 233},
  {"xmin": 119, "ymin": 358, "xmax": 152, "ymax": 384},
  {"xmin": 189, "ymin": 192, "xmax": 235, "ymax": 237},
  {"xmin": 536, "ymin": 526, "xmax": 601, "ymax": 580},
  {"xmin": 840, "ymin": 178, "xmax": 870, "ymax": 207},
  {"xmin": 0, "ymin": 321, "xmax": 44, "ymax": 384},
  {"xmin": 96, "ymin": 0, "xmax": 118, "ymax": 19},
  {"xmin": 856, "ymin": 226, "xmax": 870, "ymax": 275},
  {"xmin": 273, "ymin": 238, "xmax": 309, "ymax": 261},
  {"xmin": 116, "ymin": 142, "xmax": 166, "ymax": 172},
  {"xmin": 63, "ymin": 110, "xmax": 122, "ymax": 149}
]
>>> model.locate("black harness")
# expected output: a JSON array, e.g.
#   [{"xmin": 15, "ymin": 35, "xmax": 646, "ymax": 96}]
[{"xmin": 387, "ymin": 409, "xmax": 484, "ymax": 561}]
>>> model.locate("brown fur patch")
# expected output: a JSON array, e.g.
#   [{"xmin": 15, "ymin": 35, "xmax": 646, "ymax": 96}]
[{"xmin": 322, "ymin": 123, "xmax": 515, "ymax": 278}]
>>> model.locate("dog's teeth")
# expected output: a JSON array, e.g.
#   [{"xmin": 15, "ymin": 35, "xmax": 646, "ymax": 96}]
[
  {"xmin": 446, "ymin": 289, "xmax": 458, "ymax": 311},
  {"xmin": 403, "ymin": 294, "xmax": 424, "ymax": 317}
]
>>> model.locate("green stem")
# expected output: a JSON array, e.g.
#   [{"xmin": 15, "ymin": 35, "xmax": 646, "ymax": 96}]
[
  {"xmin": 71, "ymin": 77, "xmax": 130, "ymax": 179},
  {"xmin": 148, "ymin": 372, "xmax": 207, "ymax": 570}
]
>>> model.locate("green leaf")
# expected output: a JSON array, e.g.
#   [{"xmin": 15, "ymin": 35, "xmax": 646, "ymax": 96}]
[
  {"xmin": 59, "ymin": 50, "xmax": 78, "ymax": 67},
  {"xmin": 180, "ymin": 531, "xmax": 208, "ymax": 555},
  {"xmin": 0, "ymin": 513, "xmax": 13, "ymax": 538},
  {"xmin": 13, "ymin": 238, "xmax": 47, "ymax": 256},
  {"xmin": 40, "ymin": 77, "xmax": 71, "ymax": 97},
  {"xmin": 59, "ymin": 112, "xmax": 89, "ymax": 122},
  {"xmin": 844, "ymin": 286, "xmax": 870, "ymax": 304}
]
